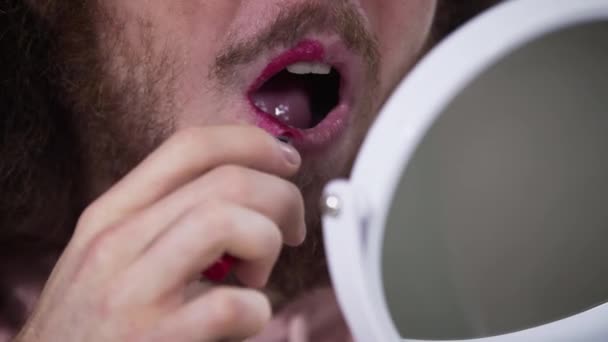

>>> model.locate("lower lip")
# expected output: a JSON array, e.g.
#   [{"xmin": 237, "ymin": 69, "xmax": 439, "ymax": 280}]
[
  {"xmin": 247, "ymin": 40, "xmax": 351, "ymax": 151},
  {"xmin": 251, "ymin": 103, "xmax": 350, "ymax": 151}
]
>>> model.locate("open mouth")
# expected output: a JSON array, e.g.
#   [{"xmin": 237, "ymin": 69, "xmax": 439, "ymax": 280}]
[
  {"xmin": 250, "ymin": 62, "xmax": 341, "ymax": 130},
  {"xmin": 246, "ymin": 39, "xmax": 358, "ymax": 148},
  {"xmin": 250, "ymin": 62, "xmax": 342, "ymax": 130}
]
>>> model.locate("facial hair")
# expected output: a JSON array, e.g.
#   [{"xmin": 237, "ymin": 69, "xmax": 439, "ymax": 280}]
[
  {"xmin": 210, "ymin": 0, "xmax": 381, "ymax": 300},
  {"xmin": 52, "ymin": 0, "xmax": 379, "ymax": 301}
]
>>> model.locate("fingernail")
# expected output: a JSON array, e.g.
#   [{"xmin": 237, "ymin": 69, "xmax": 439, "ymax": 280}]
[
  {"xmin": 277, "ymin": 139, "xmax": 300, "ymax": 166},
  {"xmin": 276, "ymin": 135, "xmax": 292, "ymax": 144}
]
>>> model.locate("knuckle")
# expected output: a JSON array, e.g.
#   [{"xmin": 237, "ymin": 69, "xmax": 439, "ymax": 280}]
[
  {"xmin": 276, "ymin": 180, "xmax": 303, "ymax": 208},
  {"xmin": 207, "ymin": 290, "xmax": 251, "ymax": 328},
  {"xmin": 190, "ymin": 202, "xmax": 233, "ymax": 244},
  {"xmin": 211, "ymin": 165, "xmax": 253, "ymax": 197},
  {"xmin": 281, "ymin": 179, "xmax": 301, "ymax": 200},
  {"xmin": 258, "ymin": 220, "xmax": 282, "ymax": 253},
  {"xmin": 82, "ymin": 229, "xmax": 115, "ymax": 268},
  {"xmin": 74, "ymin": 202, "xmax": 119, "ymax": 243},
  {"xmin": 77, "ymin": 204, "xmax": 102, "ymax": 230}
]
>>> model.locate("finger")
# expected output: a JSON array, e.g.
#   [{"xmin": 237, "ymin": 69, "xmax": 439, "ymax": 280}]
[
  {"xmin": 139, "ymin": 287, "xmax": 271, "ymax": 342},
  {"xmin": 111, "ymin": 202, "xmax": 282, "ymax": 307},
  {"xmin": 196, "ymin": 165, "xmax": 306, "ymax": 247},
  {"xmin": 82, "ymin": 165, "xmax": 305, "ymax": 282},
  {"xmin": 288, "ymin": 315, "xmax": 309, "ymax": 342},
  {"xmin": 75, "ymin": 126, "xmax": 300, "ymax": 242}
]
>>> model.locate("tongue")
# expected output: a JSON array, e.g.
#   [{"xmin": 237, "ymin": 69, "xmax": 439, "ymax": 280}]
[{"xmin": 251, "ymin": 74, "xmax": 312, "ymax": 129}]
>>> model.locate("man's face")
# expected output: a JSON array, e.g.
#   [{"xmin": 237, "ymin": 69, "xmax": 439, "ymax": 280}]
[{"xmin": 70, "ymin": 0, "xmax": 436, "ymax": 295}]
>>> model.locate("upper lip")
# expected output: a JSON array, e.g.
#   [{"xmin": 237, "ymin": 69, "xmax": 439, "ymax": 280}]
[
  {"xmin": 248, "ymin": 39, "xmax": 331, "ymax": 95},
  {"xmin": 245, "ymin": 37, "xmax": 363, "ymax": 149}
]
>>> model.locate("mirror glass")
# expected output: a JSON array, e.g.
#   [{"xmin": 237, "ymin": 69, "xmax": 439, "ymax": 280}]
[{"xmin": 381, "ymin": 21, "xmax": 608, "ymax": 340}]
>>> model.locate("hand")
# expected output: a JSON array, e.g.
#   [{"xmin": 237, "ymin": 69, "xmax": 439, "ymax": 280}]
[{"xmin": 16, "ymin": 126, "xmax": 306, "ymax": 342}]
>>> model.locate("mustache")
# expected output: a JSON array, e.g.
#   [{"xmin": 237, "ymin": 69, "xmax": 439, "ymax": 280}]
[{"xmin": 212, "ymin": 0, "xmax": 380, "ymax": 85}]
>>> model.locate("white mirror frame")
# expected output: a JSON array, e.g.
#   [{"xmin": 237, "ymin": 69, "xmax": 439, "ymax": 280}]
[{"xmin": 322, "ymin": 0, "xmax": 608, "ymax": 341}]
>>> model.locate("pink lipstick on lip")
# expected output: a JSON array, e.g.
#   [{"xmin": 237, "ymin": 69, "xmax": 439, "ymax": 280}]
[
  {"xmin": 246, "ymin": 39, "xmax": 351, "ymax": 150},
  {"xmin": 248, "ymin": 40, "xmax": 326, "ymax": 93}
]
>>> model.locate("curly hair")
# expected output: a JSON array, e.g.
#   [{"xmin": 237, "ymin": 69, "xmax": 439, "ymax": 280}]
[{"xmin": 0, "ymin": 1, "xmax": 83, "ymax": 242}]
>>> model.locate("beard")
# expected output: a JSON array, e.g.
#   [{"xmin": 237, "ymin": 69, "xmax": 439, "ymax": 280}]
[{"xmin": 46, "ymin": 0, "xmax": 381, "ymax": 301}]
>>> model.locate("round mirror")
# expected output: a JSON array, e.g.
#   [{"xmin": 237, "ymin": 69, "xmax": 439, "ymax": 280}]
[
  {"xmin": 322, "ymin": 1, "xmax": 608, "ymax": 341},
  {"xmin": 383, "ymin": 20, "xmax": 608, "ymax": 341}
]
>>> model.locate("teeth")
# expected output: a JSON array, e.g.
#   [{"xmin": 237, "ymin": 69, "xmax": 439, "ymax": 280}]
[
  {"xmin": 286, "ymin": 62, "xmax": 311, "ymax": 75},
  {"xmin": 286, "ymin": 62, "xmax": 332, "ymax": 75},
  {"xmin": 313, "ymin": 63, "xmax": 332, "ymax": 75}
]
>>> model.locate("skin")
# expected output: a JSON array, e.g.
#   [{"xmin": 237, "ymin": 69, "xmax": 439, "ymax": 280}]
[{"xmin": 4, "ymin": 0, "xmax": 438, "ymax": 341}]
